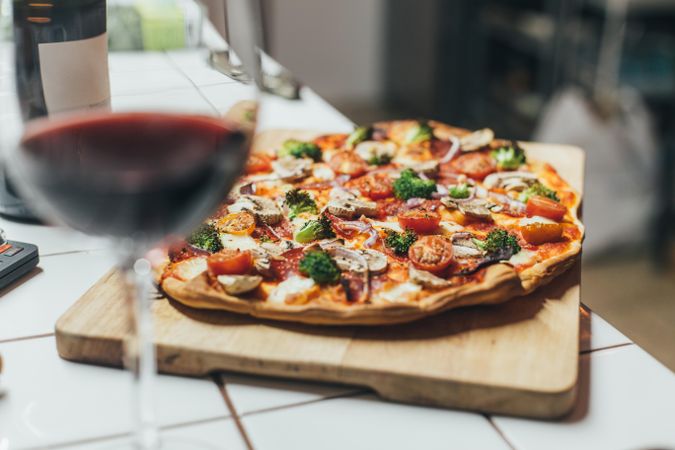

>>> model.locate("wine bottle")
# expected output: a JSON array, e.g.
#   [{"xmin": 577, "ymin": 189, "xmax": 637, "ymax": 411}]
[
  {"xmin": 1, "ymin": 0, "xmax": 111, "ymax": 220},
  {"xmin": 12, "ymin": 0, "xmax": 110, "ymax": 119}
]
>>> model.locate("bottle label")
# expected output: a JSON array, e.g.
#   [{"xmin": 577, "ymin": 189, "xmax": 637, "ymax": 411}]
[{"xmin": 38, "ymin": 32, "xmax": 111, "ymax": 114}]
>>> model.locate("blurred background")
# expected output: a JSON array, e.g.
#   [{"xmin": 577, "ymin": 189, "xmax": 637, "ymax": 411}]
[{"xmin": 254, "ymin": 0, "xmax": 675, "ymax": 369}]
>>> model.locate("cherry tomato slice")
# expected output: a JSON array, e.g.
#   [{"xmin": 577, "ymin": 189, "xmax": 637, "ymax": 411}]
[
  {"xmin": 521, "ymin": 222, "xmax": 564, "ymax": 245},
  {"xmin": 525, "ymin": 196, "xmax": 566, "ymax": 222},
  {"xmin": 313, "ymin": 133, "xmax": 348, "ymax": 150},
  {"xmin": 216, "ymin": 212, "xmax": 256, "ymax": 235},
  {"xmin": 328, "ymin": 150, "xmax": 368, "ymax": 177},
  {"xmin": 397, "ymin": 209, "xmax": 441, "ymax": 234},
  {"xmin": 347, "ymin": 172, "xmax": 393, "ymax": 200},
  {"xmin": 207, "ymin": 249, "xmax": 253, "ymax": 276},
  {"xmin": 246, "ymin": 153, "xmax": 273, "ymax": 174},
  {"xmin": 450, "ymin": 152, "xmax": 496, "ymax": 180},
  {"xmin": 408, "ymin": 235, "xmax": 454, "ymax": 274}
]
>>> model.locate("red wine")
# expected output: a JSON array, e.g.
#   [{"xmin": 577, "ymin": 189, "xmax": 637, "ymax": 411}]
[
  {"xmin": 20, "ymin": 112, "xmax": 247, "ymax": 242},
  {"xmin": 5, "ymin": 0, "xmax": 110, "ymax": 220}
]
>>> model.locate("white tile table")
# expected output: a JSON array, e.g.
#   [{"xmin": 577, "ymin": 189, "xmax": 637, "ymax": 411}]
[{"xmin": 0, "ymin": 49, "xmax": 673, "ymax": 450}]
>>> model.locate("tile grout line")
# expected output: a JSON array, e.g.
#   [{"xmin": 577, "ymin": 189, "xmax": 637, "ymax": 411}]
[
  {"xmin": 31, "ymin": 415, "xmax": 234, "ymax": 450},
  {"xmin": 237, "ymin": 388, "xmax": 371, "ymax": 419},
  {"xmin": 0, "ymin": 332, "xmax": 53, "ymax": 345},
  {"xmin": 164, "ymin": 52, "xmax": 223, "ymax": 116},
  {"xmin": 213, "ymin": 375, "xmax": 256, "ymax": 450},
  {"xmin": 580, "ymin": 342, "xmax": 634, "ymax": 355},
  {"xmin": 39, "ymin": 248, "xmax": 108, "ymax": 258},
  {"xmin": 483, "ymin": 414, "xmax": 517, "ymax": 450}
]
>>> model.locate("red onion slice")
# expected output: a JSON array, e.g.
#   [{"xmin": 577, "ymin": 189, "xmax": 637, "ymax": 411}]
[
  {"xmin": 330, "ymin": 174, "xmax": 351, "ymax": 188},
  {"xmin": 364, "ymin": 227, "xmax": 379, "ymax": 247},
  {"xmin": 339, "ymin": 220, "xmax": 372, "ymax": 232},
  {"xmin": 488, "ymin": 191, "xmax": 526, "ymax": 215},
  {"xmin": 264, "ymin": 224, "xmax": 284, "ymax": 241},
  {"xmin": 440, "ymin": 135, "xmax": 460, "ymax": 164}
]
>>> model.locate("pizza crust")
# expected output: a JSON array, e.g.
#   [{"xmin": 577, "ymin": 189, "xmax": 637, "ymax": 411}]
[
  {"xmin": 161, "ymin": 125, "xmax": 584, "ymax": 326},
  {"xmin": 162, "ymin": 248, "xmax": 578, "ymax": 326}
]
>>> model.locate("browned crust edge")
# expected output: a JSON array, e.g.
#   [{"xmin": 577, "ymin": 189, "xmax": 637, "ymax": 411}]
[{"xmin": 161, "ymin": 126, "xmax": 584, "ymax": 326}]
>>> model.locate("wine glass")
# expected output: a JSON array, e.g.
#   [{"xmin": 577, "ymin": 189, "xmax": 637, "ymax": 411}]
[{"xmin": 0, "ymin": 0, "xmax": 261, "ymax": 448}]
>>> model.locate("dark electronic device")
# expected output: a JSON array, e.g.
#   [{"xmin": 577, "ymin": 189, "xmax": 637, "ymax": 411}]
[{"xmin": 0, "ymin": 228, "xmax": 39, "ymax": 290}]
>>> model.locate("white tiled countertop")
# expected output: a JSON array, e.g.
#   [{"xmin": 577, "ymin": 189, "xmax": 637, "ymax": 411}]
[{"xmin": 1, "ymin": 50, "xmax": 674, "ymax": 450}]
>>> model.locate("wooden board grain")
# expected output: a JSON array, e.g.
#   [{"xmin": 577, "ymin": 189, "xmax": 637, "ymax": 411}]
[{"xmin": 55, "ymin": 139, "xmax": 584, "ymax": 419}]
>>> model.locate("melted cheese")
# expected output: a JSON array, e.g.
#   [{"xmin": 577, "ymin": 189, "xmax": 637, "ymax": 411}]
[
  {"xmin": 174, "ymin": 257, "xmax": 207, "ymax": 281},
  {"xmin": 369, "ymin": 220, "xmax": 403, "ymax": 233},
  {"xmin": 219, "ymin": 233, "xmax": 259, "ymax": 251},
  {"xmin": 322, "ymin": 148, "xmax": 339, "ymax": 163},
  {"xmin": 246, "ymin": 173, "xmax": 278, "ymax": 182},
  {"xmin": 392, "ymin": 153, "xmax": 424, "ymax": 167},
  {"xmin": 520, "ymin": 216, "xmax": 556, "ymax": 226},
  {"xmin": 508, "ymin": 249, "xmax": 537, "ymax": 267},
  {"xmin": 374, "ymin": 282, "xmax": 421, "ymax": 303},
  {"xmin": 438, "ymin": 221, "xmax": 463, "ymax": 235},
  {"xmin": 267, "ymin": 276, "xmax": 316, "ymax": 304},
  {"xmin": 312, "ymin": 164, "xmax": 336, "ymax": 180},
  {"xmin": 355, "ymin": 141, "xmax": 397, "ymax": 161}
]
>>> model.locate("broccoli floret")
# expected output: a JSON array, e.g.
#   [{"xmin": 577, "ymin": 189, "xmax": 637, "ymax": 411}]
[
  {"xmin": 294, "ymin": 214, "xmax": 335, "ymax": 243},
  {"xmin": 405, "ymin": 121, "xmax": 433, "ymax": 144},
  {"xmin": 367, "ymin": 153, "xmax": 392, "ymax": 166},
  {"xmin": 284, "ymin": 189, "xmax": 318, "ymax": 219},
  {"xmin": 299, "ymin": 250, "xmax": 341, "ymax": 284},
  {"xmin": 384, "ymin": 228, "xmax": 418, "ymax": 256},
  {"xmin": 474, "ymin": 229, "xmax": 521, "ymax": 255},
  {"xmin": 346, "ymin": 126, "xmax": 371, "ymax": 148},
  {"xmin": 187, "ymin": 223, "xmax": 223, "ymax": 253},
  {"xmin": 518, "ymin": 182, "xmax": 560, "ymax": 203},
  {"xmin": 448, "ymin": 183, "xmax": 471, "ymax": 199},
  {"xmin": 491, "ymin": 142, "xmax": 526, "ymax": 170},
  {"xmin": 279, "ymin": 139, "xmax": 322, "ymax": 161},
  {"xmin": 393, "ymin": 169, "xmax": 437, "ymax": 200}
]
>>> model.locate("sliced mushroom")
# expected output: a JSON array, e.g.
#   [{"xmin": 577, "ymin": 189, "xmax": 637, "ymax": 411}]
[
  {"xmin": 410, "ymin": 159, "xmax": 439, "ymax": 177},
  {"xmin": 441, "ymin": 197, "xmax": 493, "ymax": 220},
  {"xmin": 326, "ymin": 197, "xmax": 378, "ymax": 219},
  {"xmin": 451, "ymin": 232, "xmax": 485, "ymax": 259},
  {"xmin": 359, "ymin": 249, "xmax": 388, "ymax": 274},
  {"xmin": 271, "ymin": 156, "xmax": 313, "ymax": 181},
  {"xmin": 260, "ymin": 240, "xmax": 298, "ymax": 257},
  {"xmin": 312, "ymin": 163, "xmax": 336, "ymax": 180},
  {"xmin": 458, "ymin": 200, "xmax": 493, "ymax": 220},
  {"xmin": 441, "ymin": 196, "xmax": 493, "ymax": 220},
  {"xmin": 440, "ymin": 196, "xmax": 459, "ymax": 210},
  {"xmin": 325, "ymin": 247, "xmax": 369, "ymax": 273},
  {"xmin": 228, "ymin": 180, "xmax": 256, "ymax": 200},
  {"xmin": 249, "ymin": 247, "xmax": 273, "ymax": 276},
  {"xmin": 217, "ymin": 274, "xmax": 263, "ymax": 295},
  {"xmin": 460, "ymin": 128, "xmax": 494, "ymax": 151},
  {"xmin": 355, "ymin": 140, "xmax": 397, "ymax": 162},
  {"xmin": 329, "ymin": 186, "xmax": 358, "ymax": 201},
  {"xmin": 483, "ymin": 171, "xmax": 538, "ymax": 192},
  {"xmin": 229, "ymin": 195, "xmax": 283, "ymax": 225},
  {"xmin": 409, "ymin": 265, "xmax": 451, "ymax": 289}
]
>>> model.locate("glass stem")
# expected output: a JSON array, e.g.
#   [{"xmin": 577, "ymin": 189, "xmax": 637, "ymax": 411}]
[{"xmin": 123, "ymin": 257, "xmax": 160, "ymax": 450}]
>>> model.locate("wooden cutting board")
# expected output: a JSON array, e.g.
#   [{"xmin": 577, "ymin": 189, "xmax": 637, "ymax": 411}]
[{"xmin": 55, "ymin": 140, "xmax": 584, "ymax": 419}]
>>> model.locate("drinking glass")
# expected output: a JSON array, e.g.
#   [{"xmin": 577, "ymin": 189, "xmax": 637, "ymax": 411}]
[{"xmin": 0, "ymin": 1, "xmax": 261, "ymax": 448}]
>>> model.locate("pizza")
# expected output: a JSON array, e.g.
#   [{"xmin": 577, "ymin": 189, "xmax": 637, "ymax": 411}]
[{"xmin": 159, "ymin": 120, "xmax": 584, "ymax": 325}]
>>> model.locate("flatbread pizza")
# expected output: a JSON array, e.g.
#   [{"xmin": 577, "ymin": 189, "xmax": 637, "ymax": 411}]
[{"xmin": 159, "ymin": 120, "xmax": 584, "ymax": 325}]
